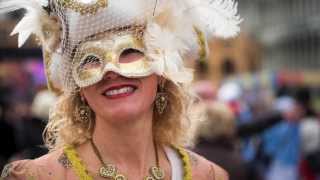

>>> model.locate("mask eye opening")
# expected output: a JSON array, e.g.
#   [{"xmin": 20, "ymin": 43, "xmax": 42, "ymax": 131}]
[
  {"xmin": 79, "ymin": 54, "xmax": 103, "ymax": 70},
  {"xmin": 119, "ymin": 48, "xmax": 145, "ymax": 63}
]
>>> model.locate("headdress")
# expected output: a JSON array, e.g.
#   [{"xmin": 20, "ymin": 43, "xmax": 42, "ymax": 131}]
[{"xmin": 0, "ymin": 0, "xmax": 241, "ymax": 93}]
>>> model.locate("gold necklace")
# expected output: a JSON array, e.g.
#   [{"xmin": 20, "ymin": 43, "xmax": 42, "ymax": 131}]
[{"xmin": 90, "ymin": 139, "xmax": 165, "ymax": 180}]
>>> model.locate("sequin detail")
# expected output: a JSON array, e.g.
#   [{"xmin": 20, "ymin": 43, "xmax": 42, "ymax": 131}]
[
  {"xmin": 58, "ymin": 153, "xmax": 72, "ymax": 168},
  {"xmin": 58, "ymin": 0, "xmax": 108, "ymax": 15}
]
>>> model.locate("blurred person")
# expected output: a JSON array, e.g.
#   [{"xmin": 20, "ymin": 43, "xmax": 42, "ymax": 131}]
[
  {"xmin": 217, "ymin": 81, "xmax": 275, "ymax": 167},
  {"xmin": 216, "ymin": 81, "xmax": 245, "ymax": 118},
  {"xmin": 295, "ymin": 87, "xmax": 320, "ymax": 180},
  {"xmin": 300, "ymin": 117, "xmax": 320, "ymax": 180},
  {"xmin": 237, "ymin": 93, "xmax": 303, "ymax": 180},
  {"xmin": 0, "ymin": 81, "xmax": 18, "ymax": 169},
  {"xmin": 260, "ymin": 96, "xmax": 304, "ymax": 180},
  {"xmin": 10, "ymin": 90, "xmax": 57, "ymax": 161},
  {"xmin": 193, "ymin": 102, "xmax": 249, "ymax": 180},
  {"xmin": 0, "ymin": 102, "xmax": 17, "ymax": 170},
  {"xmin": 0, "ymin": 0, "xmax": 242, "ymax": 179},
  {"xmin": 294, "ymin": 87, "xmax": 317, "ymax": 117}
]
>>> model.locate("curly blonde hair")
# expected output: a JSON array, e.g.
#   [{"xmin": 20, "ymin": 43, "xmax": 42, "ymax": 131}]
[{"xmin": 44, "ymin": 80, "xmax": 198, "ymax": 150}]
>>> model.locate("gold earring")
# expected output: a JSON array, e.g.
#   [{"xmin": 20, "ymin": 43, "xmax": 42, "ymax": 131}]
[
  {"xmin": 74, "ymin": 94, "xmax": 92, "ymax": 123},
  {"xmin": 155, "ymin": 81, "xmax": 168, "ymax": 115}
]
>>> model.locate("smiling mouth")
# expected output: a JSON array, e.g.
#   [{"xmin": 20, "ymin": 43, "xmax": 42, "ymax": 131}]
[{"xmin": 103, "ymin": 85, "xmax": 137, "ymax": 99}]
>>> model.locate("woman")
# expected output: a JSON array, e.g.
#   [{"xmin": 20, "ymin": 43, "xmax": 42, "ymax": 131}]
[{"xmin": 0, "ymin": 0, "xmax": 241, "ymax": 179}]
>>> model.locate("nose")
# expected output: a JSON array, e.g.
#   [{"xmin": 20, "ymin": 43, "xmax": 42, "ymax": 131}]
[{"xmin": 103, "ymin": 71, "xmax": 120, "ymax": 80}]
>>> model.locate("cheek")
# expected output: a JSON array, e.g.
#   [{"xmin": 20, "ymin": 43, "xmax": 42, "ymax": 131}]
[
  {"xmin": 140, "ymin": 75, "xmax": 158, "ymax": 106},
  {"xmin": 81, "ymin": 86, "xmax": 101, "ymax": 111}
]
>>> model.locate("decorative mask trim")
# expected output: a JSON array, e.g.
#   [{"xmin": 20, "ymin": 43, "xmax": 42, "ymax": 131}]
[{"xmin": 58, "ymin": 0, "xmax": 108, "ymax": 15}]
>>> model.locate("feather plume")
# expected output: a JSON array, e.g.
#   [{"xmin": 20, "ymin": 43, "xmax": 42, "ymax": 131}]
[
  {"xmin": 145, "ymin": 23, "xmax": 193, "ymax": 83},
  {"xmin": 0, "ymin": 0, "xmax": 50, "ymax": 47},
  {"xmin": 153, "ymin": 0, "xmax": 197, "ymax": 52},
  {"xmin": 185, "ymin": 0, "xmax": 242, "ymax": 38}
]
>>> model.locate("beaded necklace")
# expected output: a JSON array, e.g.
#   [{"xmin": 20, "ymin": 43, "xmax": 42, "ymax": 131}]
[
  {"xmin": 89, "ymin": 139, "xmax": 164, "ymax": 180},
  {"xmin": 63, "ymin": 145, "xmax": 192, "ymax": 180}
]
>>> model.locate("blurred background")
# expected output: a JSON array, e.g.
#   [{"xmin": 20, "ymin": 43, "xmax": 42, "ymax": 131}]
[{"xmin": 0, "ymin": 0, "xmax": 319, "ymax": 180}]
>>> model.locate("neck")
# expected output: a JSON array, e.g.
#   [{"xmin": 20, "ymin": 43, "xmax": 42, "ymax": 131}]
[{"xmin": 90, "ymin": 110, "xmax": 156, "ymax": 176}]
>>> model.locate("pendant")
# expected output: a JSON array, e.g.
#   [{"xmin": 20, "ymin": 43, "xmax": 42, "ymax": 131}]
[
  {"xmin": 144, "ymin": 176, "xmax": 156, "ymax": 180},
  {"xmin": 99, "ymin": 164, "xmax": 117, "ymax": 178},
  {"xmin": 149, "ymin": 166, "xmax": 165, "ymax": 180},
  {"xmin": 115, "ymin": 174, "xmax": 127, "ymax": 180},
  {"xmin": 155, "ymin": 93, "xmax": 168, "ymax": 114}
]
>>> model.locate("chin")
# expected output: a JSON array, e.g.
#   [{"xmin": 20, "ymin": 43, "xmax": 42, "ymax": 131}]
[{"xmin": 102, "ymin": 104, "xmax": 146, "ymax": 123}]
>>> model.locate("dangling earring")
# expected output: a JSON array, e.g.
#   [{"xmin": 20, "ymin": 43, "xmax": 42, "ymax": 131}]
[
  {"xmin": 155, "ymin": 80, "xmax": 168, "ymax": 115},
  {"xmin": 74, "ymin": 94, "xmax": 92, "ymax": 124}
]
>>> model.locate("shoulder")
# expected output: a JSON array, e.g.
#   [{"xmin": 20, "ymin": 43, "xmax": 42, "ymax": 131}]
[
  {"xmin": 185, "ymin": 149, "xmax": 229, "ymax": 180},
  {"xmin": 1, "ymin": 149, "xmax": 68, "ymax": 180}
]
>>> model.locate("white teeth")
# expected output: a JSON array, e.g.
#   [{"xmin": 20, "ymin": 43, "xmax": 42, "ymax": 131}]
[{"xmin": 105, "ymin": 86, "xmax": 134, "ymax": 96}]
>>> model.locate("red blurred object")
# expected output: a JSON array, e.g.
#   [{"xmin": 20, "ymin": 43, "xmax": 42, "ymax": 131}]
[
  {"xmin": 227, "ymin": 100, "xmax": 241, "ymax": 117},
  {"xmin": 277, "ymin": 71, "xmax": 304, "ymax": 86},
  {"xmin": 300, "ymin": 159, "xmax": 316, "ymax": 180}
]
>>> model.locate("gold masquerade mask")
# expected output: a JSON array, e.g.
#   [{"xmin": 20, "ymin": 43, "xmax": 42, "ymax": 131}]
[{"xmin": 72, "ymin": 29, "xmax": 153, "ymax": 88}]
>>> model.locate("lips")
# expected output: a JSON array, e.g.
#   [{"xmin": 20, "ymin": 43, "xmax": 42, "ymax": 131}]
[{"xmin": 102, "ymin": 84, "xmax": 137, "ymax": 99}]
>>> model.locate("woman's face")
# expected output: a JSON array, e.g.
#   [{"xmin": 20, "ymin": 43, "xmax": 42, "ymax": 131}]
[{"xmin": 81, "ymin": 48, "xmax": 158, "ymax": 123}]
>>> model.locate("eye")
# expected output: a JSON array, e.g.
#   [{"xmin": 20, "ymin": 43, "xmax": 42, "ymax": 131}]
[
  {"xmin": 119, "ymin": 48, "xmax": 144, "ymax": 63},
  {"xmin": 80, "ymin": 55, "xmax": 102, "ymax": 69}
]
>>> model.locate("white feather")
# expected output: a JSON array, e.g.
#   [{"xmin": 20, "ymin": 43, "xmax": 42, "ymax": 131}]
[
  {"xmin": 145, "ymin": 23, "xmax": 193, "ymax": 83},
  {"xmin": 0, "ymin": 0, "xmax": 49, "ymax": 47},
  {"xmin": 155, "ymin": 0, "xmax": 197, "ymax": 51},
  {"xmin": 17, "ymin": 29, "xmax": 33, "ymax": 47},
  {"xmin": 185, "ymin": 0, "xmax": 242, "ymax": 38},
  {"xmin": 146, "ymin": 23, "xmax": 188, "ymax": 54},
  {"xmin": 39, "ymin": 0, "xmax": 48, "ymax": 7},
  {"xmin": 149, "ymin": 51, "xmax": 193, "ymax": 84}
]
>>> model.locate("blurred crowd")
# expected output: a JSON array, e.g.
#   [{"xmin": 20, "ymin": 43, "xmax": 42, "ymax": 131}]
[{"xmin": 191, "ymin": 78, "xmax": 320, "ymax": 180}]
